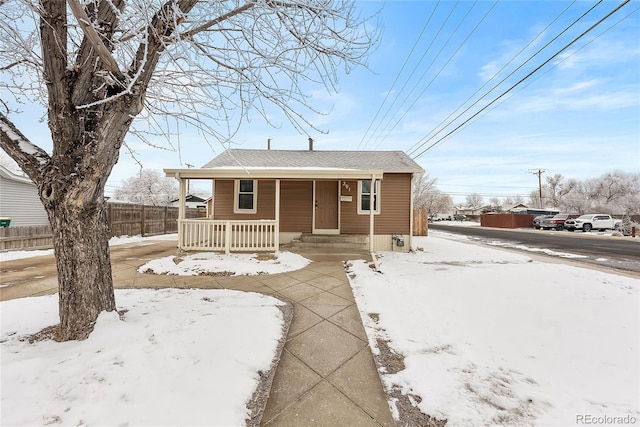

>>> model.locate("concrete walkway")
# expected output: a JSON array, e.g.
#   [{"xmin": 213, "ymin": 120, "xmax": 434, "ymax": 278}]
[{"xmin": 0, "ymin": 240, "xmax": 394, "ymax": 426}]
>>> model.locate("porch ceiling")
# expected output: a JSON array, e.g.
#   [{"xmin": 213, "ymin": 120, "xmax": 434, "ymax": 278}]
[{"xmin": 163, "ymin": 167, "xmax": 385, "ymax": 180}]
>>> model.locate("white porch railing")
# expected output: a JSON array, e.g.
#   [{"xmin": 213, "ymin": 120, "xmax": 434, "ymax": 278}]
[{"xmin": 178, "ymin": 219, "xmax": 278, "ymax": 253}]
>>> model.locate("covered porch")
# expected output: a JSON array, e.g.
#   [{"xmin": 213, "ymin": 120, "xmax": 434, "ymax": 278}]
[{"xmin": 164, "ymin": 168, "xmax": 390, "ymax": 254}]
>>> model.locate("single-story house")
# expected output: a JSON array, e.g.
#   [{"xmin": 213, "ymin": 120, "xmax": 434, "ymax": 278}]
[
  {"xmin": 171, "ymin": 194, "xmax": 207, "ymax": 209},
  {"xmin": 0, "ymin": 165, "xmax": 49, "ymax": 227},
  {"xmin": 164, "ymin": 148, "xmax": 424, "ymax": 253}
]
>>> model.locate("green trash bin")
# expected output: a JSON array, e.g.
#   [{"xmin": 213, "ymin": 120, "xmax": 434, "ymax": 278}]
[{"xmin": 0, "ymin": 217, "xmax": 11, "ymax": 228}]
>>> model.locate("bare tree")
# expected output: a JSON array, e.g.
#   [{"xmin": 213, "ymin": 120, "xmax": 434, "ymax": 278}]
[
  {"xmin": 114, "ymin": 169, "xmax": 178, "ymax": 206},
  {"xmin": 413, "ymin": 173, "xmax": 452, "ymax": 217},
  {"xmin": 488, "ymin": 197, "xmax": 501, "ymax": 212},
  {"xmin": 544, "ymin": 174, "xmax": 577, "ymax": 209},
  {"xmin": 465, "ymin": 193, "xmax": 484, "ymax": 208},
  {"xmin": 502, "ymin": 195, "xmax": 525, "ymax": 206},
  {"xmin": 589, "ymin": 171, "xmax": 639, "ymax": 213},
  {"xmin": 0, "ymin": 0, "xmax": 377, "ymax": 340}
]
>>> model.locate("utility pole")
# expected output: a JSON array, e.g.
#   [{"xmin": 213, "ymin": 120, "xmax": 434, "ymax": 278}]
[
  {"xmin": 529, "ymin": 169, "xmax": 546, "ymax": 209},
  {"xmin": 185, "ymin": 163, "xmax": 194, "ymax": 195}
]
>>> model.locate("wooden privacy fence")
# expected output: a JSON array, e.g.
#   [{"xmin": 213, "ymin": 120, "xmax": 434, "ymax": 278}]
[
  {"xmin": 0, "ymin": 203, "xmax": 203, "ymax": 251},
  {"xmin": 480, "ymin": 213, "xmax": 534, "ymax": 229},
  {"xmin": 413, "ymin": 209, "xmax": 429, "ymax": 236}
]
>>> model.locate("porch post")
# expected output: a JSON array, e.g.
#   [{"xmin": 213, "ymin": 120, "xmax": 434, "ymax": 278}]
[
  {"xmin": 178, "ymin": 177, "xmax": 186, "ymax": 220},
  {"xmin": 209, "ymin": 179, "xmax": 215, "ymax": 219},
  {"xmin": 178, "ymin": 175, "xmax": 186, "ymax": 250},
  {"xmin": 369, "ymin": 176, "xmax": 375, "ymax": 252},
  {"xmin": 275, "ymin": 179, "xmax": 280, "ymax": 253}
]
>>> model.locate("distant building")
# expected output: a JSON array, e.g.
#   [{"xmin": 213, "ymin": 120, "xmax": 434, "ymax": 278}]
[
  {"xmin": 171, "ymin": 194, "xmax": 207, "ymax": 209},
  {"xmin": 0, "ymin": 165, "xmax": 49, "ymax": 227}
]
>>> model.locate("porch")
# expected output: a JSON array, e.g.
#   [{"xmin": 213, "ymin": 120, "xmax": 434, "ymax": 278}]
[
  {"xmin": 178, "ymin": 219, "xmax": 372, "ymax": 253},
  {"xmin": 179, "ymin": 218, "xmax": 278, "ymax": 253},
  {"xmin": 165, "ymin": 149, "xmax": 423, "ymax": 254}
]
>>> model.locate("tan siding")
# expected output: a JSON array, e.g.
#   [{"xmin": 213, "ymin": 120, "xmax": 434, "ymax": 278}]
[
  {"xmin": 213, "ymin": 175, "xmax": 412, "ymax": 235},
  {"xmin": 340, "ymin": 174, "xmax": 411, "ymax": 235},
  {"xmin": 377, "ymin": 173, "xmax": 411, "ymax": 234},
  {"xmin": 280, "ymin": 181, "xmax": 313, "ymax": 233},
  {"xmin": 340, "ymin": 180, "xmax": 364, "ymax": 233},
  {"xmin": 214, "ymin": 180, "xmax": 275, "ymax": 220}
]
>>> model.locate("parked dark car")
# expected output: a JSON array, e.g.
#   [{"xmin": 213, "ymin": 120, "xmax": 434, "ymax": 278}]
[
  {"xmin": 533, "ymin": 215, "xmax": 554, "ymax": 229},
  {"xmin": 539, "ymin": 213, "xmax": 580, "ymax": 231}
]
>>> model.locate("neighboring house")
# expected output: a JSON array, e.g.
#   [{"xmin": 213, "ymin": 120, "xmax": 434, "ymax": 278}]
[
  {"xmin": 171, "ymin": 194, "xmax": 207, "ymax": 209},
  {"xmin": 455, "ymin": 205, "xmax": 492, "ymax": 218},
  {"xmin": 164, "ymin": 148, "xmax": 424, "ymax": 253},
  {"xmin": 500, "ymin": 203, "xmax": 528, "ymax": 213},
  {"xmin": 0, "ymin": 165, "xmax": 49, "ymax": 227}
]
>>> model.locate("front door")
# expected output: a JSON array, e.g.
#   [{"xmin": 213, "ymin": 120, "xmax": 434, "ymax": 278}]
[{"xmin": 314, "ymin": 181, "xmax": 338, "ymax": 232}]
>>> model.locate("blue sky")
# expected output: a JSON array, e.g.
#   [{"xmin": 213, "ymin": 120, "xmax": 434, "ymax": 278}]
[{"xmin": 5, "ymin": 1, "xmax": 640, "ymax": 204}]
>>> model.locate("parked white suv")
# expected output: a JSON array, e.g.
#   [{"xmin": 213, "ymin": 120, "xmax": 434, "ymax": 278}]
[{"xmin": 564, "ymin": 214, "xmax": 615, "ymax": 232}]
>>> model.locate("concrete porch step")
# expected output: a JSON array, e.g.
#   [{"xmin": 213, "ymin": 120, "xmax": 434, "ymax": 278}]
[
  {"xmin": 298, "ymin": 234, "xmax": 369, "ymax": 244},
  {"xmin": 289, "ymin": 234, "xmax": 369, "ymax": 250}
]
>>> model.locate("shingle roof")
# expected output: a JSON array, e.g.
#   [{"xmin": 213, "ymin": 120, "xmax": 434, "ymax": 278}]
[{"xmin": 202, "ymin": 149, "xmax": 423, "ymax": 173}]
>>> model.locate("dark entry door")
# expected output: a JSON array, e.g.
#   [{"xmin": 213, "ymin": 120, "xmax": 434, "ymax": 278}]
[{"xmin": 315, "ymin": 181, "xmax": 338, "ymax": 230}]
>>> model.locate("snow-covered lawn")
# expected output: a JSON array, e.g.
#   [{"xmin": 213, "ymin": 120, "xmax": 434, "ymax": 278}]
[
  {"xmin": 348, "ymin": 233, "xmax": 640, "ymax": 426},
  {"xmin": 138, "ymin": 251, "xmax": 310, "ymax": 276},
  {"xmin": 0, "ymin": 238, "xmax": 314, "ymax": 426},
  {"xmin": 1, "ymin": 289, "xmax": 288, "ymax": 426}
]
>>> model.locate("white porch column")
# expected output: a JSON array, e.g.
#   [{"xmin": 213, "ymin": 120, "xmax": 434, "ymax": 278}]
[
  {"xmin": 369, "ymin": 176, "xmax": 375, "ymax": 252},
  {"xmin": 275, "ymin": 179, "xmax": 280, "ymax": 253},
  {"xmin": 210, "ymin": 180, "xmax": 216, "ymax": 219},
  {"xmin": 178, "ymin": 177, "xmax": 186, "ymax": 220}
]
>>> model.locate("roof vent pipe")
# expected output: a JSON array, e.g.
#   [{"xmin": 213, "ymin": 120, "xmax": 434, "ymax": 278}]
[
  {"xmin": 267, "ymin": 138, "xmax": 271, "ymax": 150},
  {"xmin": 308, "ymin": 137, "xmax": 313, "ymax": 151}
]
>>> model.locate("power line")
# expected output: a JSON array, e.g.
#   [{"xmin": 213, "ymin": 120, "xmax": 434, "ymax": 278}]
[
  {"xmin": 410, "ymin": 0, "xmax": 631, "ymax": 160},
  {"xmin": 359, "ymin": 1, "xmax": 462, "ymax": 149},
  {"xmin": 405, "ymin": 0, "xmax": 578, "ymax": 156},
  {"xmin": 371, "ymin": 0, "xmax": 498, "ymax": 150},
  {"xmin": 408, "ymin": 0, "xmax": 605, "ymax": 158},
  {"xmin": 356, "ymin": 1, "xmax": 440, "ymax": 149}
]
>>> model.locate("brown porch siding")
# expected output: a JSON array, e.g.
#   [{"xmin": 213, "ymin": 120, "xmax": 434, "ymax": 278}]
[
  {"xmin": 340, "ymin": 173, "xmax": 412, "ymax": 235},
  {"xmin": 214, "ymin": 180, "xmax": 275, "ymax": 220},
  {"xmin": 280, "ymin": 181, "xmax": 313, "ymax": 233}
]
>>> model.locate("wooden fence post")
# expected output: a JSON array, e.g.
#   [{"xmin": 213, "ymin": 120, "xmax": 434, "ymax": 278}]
[
  {"xmin": 163, "ymin": 206, "xmax": 168, "ymax": 234},
  {"xmin": 141, "ymin": 204, "xmax": 146, "ymax": 237}
]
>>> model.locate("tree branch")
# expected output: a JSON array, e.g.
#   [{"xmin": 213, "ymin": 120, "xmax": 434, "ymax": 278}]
[
  {"xmin": 0, "ymin": 112, "xmax": 50, "ymax": 184},
  {"xmin": 180, "ymin": 2, "xmax": 255, "ymax": 39},
  {"xmin": 67, "ymin": 0, "xmax": 122, "ymax": 75}
]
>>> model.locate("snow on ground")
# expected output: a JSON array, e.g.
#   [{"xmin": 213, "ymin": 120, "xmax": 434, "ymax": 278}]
[
  {"xmin": 0, "ymin": 234, "xmax": 180, "ymax": 262},
  {"xmin": 348, "ymin": 232, "xmax": 640, "ymax": 426},
  {"xmin": 138, "ymin": 251, "xmax": 310, "ymax": 276},
  {"xmin": 1, "ymin": 288, "xmax": 287, "ymax": 426},
  {"xmin": 432, "ymin": 220, "xmax": 481, "ymax": 227}
]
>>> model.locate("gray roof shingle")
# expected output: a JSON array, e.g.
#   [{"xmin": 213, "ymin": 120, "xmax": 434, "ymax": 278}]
[{"xmin": 202, "ymin": 149, "xmax": 423, "ymax": 173}]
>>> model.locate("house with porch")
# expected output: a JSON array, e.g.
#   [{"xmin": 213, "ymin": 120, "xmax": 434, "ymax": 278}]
[{"xmin": 164, "ymin": 148, "xmax": 423, "ymax": 253}]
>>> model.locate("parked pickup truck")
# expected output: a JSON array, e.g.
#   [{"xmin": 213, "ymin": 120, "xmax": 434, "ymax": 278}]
[
  {"xmin": 539, "ymin": 213, "xmax": 579, "ymax": 231},
  {"xmin": 564, "ymin": 214, "xmax": 615, "ymax": 232}
]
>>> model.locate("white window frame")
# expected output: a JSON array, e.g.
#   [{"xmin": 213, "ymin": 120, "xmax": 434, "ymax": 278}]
[
  {"xmin": 234, "ymin": 179, "xmax": 257, "ymax": 214},
  {"xmin": 357, "ymin": 179, "xmax": 380, "ymax": 215}
]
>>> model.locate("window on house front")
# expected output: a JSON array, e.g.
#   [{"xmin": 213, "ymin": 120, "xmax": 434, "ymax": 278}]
[
  {"xmin": 358, "ymin": 180, "xmax": 380, "ymax": 214},
  {"xmin": 234, "ymin": 179, "xmax": 257, "ymax": 213}
]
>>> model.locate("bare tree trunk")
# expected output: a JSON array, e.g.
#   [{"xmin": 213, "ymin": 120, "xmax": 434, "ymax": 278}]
[{"xmin": 45, "ymin": 181, "xmax": 116, "ymax": 341}]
